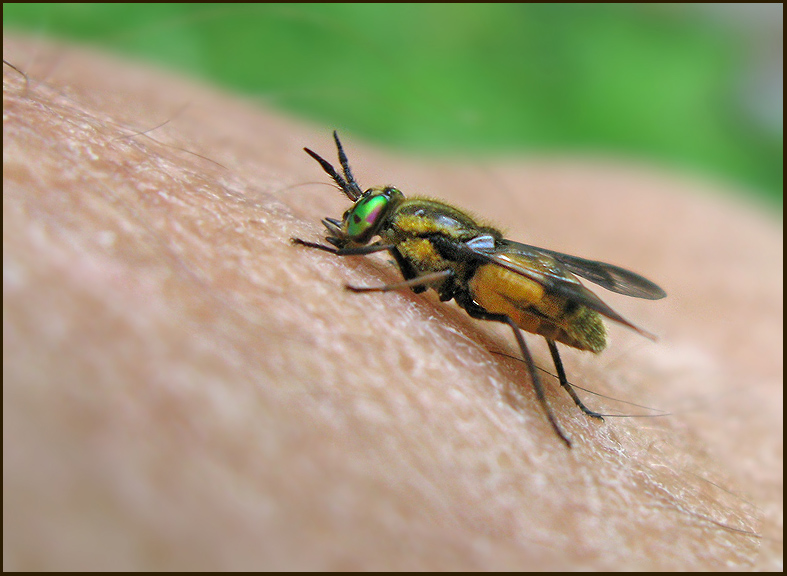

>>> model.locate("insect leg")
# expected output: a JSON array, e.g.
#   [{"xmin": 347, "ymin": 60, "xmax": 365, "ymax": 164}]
[
  {"xmin": 546, "ymin": 339, "xmax": 605, "ymax": 420},
  {"xmin": 291, "ymin": 238, "xmax": 395, "ymax": 256},
  {"xmin": 346, "ymin": 269, "xmax": 453, "ymax": 293},
  {"xmin": 334, "ymin": 244, "xmax": 398, "ymax": 256},
  {"xmin": 502, "ymin": 317, "xmax": 572, "ymax": 447},
  {"xmin": 456, "ymin": 297, "xmax": 571, "ymax": 447},
  {"xmin": 291, "ymin": 238, "xmax": 340, "ymax": 253},
  {"xmin": 292, "ymin": 238, "xmax": 446, "ymax": 292}
]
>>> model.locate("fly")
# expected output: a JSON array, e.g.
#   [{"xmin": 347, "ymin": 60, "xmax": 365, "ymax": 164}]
[{"xmin": 292, "ymin": 131, "xmax": 666, "ymax": 447}]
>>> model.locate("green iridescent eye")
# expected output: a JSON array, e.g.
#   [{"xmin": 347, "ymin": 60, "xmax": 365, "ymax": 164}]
[{"xmin": 346, "ymin": 194, "xmax": 389, "ymax": 239}]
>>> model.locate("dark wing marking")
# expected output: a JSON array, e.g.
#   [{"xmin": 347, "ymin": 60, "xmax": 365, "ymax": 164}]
[
  {"xmin": 462, "ymin": 236, "xmax": 658, "ymax": 340},
  {"xmin": 496, "ymin": 239, "xmax": 666, "ymax": 300}
]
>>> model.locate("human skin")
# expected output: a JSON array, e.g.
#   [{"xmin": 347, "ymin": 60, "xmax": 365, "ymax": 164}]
[{"xmin": 3, "ymin": 36, "xmax": 782, "ymax": 569}]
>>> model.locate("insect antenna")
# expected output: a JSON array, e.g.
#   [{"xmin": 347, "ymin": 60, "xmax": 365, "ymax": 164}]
[
  {"xmin": 332, "ymin": 130, "xmax": 363, "ymax": 200},
  {"xmin": 303, "ymin": 131, "xmax": 363, "ymax": 201}
]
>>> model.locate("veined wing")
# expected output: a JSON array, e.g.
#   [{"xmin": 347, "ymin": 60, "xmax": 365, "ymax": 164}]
[
  {"xmin": 463, "ymin": 236, "xmax": 659, "ymax": 340},
  {"xmin": 469, "ymin": 237, "xmax": 666, "ymax": 299}
]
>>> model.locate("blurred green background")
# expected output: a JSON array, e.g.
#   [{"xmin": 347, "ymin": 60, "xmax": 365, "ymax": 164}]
[{"xmin": 4, "ymin": 3, "xmax": 782, "ymax": 208}]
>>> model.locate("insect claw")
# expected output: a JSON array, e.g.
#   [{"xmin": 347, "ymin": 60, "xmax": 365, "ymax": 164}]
[{"xmin": 345, "ymin": 284, "xmax": 375, "ymax": 292}]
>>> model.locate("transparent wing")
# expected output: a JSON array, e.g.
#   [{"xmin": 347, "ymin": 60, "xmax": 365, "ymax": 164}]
[
  {"xmin": 463, "ymin": 236, "xmax": 660, "ymax": 340},
  {"xmin": 476, "ymin": 238, "xmax": 666, "ymax": 299}
]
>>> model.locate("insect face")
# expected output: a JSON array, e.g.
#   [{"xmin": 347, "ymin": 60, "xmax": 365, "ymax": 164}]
[
  {"xmin": 292, "ymin": 131, "xmax": 666, "ymax": 447},
  {"xmin": 324, "ymin": 187, "xmax": 404, "ymax": 248}
]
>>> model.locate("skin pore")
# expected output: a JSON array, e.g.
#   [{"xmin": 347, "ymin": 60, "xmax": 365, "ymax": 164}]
[{"xmin": 3, "ymin": 36, "xmax": 782, "ymax": 569}]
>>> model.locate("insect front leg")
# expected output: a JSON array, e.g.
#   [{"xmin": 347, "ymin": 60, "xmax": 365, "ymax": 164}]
[
  {"xmin": 293, "ymin": 238, "xmax": 447, "ymax": 293},
  {"xmin": 290, "ymin": 237, "xmax": 339, "ymax": 254},
  {"xmin": 546, "ymin": 339, "xmax": 605, "ymax": 420},
  {"xmin": 291, "ymin": 238, "xmax": 395, "ymax": 256},
  {"xmin": 389, "ymin": 247, "xmax": 428, "ymax": 294}
]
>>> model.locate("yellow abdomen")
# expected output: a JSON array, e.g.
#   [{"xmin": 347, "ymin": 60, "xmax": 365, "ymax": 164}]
[{"xmin": 468, "ymin": 264, "xmax": 606, "ymax": 353}]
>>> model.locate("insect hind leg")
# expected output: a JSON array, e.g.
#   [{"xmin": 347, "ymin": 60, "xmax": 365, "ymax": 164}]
[
  {"xmin": 546, "ymin": 339, "xmax": 605, "ymax": 420},
  {"xmin": 457, "ymin": 296, "xmax": 572, "ymax": 447}
]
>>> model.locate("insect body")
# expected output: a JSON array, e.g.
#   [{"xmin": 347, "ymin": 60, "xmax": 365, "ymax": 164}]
[{"xmin": 293, "ymin": 132, "xmax": 666, "ymax": 447}]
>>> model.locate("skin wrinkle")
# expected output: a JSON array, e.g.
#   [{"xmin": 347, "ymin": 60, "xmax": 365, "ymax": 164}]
[{"xmin": 3, "ymin": 36, "xmax": 782, "ymax": 570}]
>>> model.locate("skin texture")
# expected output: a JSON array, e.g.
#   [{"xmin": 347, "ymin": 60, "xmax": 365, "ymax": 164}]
[{"xmin": 3, "ymin": 36, "xmax": 783, "ymax": 570}]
